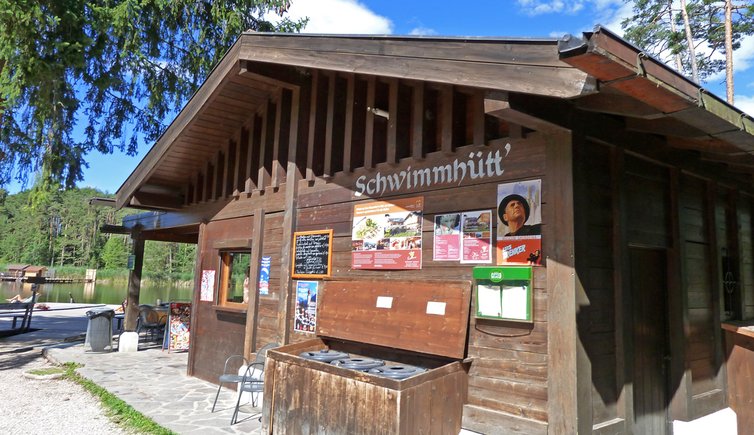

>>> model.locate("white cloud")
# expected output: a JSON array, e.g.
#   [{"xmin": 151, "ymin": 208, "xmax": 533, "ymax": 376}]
[
  {"xmin": 694, "ymin": 34, "xmax": 754, "ymax": 88},
  {"xmin": 282, "ymin": 0, "xmax": 393, "ymax": 34},
  {"xmin": 516, "ymin": 0, "xmax": 583, "ymax": 16},
  {"xmin": 516, "ymin": 0, "xmax": 623, "ymax": 17},
  {"xmin": 735, "ymin": 94, "xmax": 754, "ymax": 117},
  {"xmin": 598, "ymin": 2, "xmax": 633, "ymax": 35},
  {"xmin": 733, "ymin": 35, "xmax": 754, "ymax": 74},
  {"xmin": 409, "ymin": 27, "xmax": 437, "ymax": 36}
]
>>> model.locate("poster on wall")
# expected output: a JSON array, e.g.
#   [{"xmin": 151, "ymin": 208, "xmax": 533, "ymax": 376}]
[
  {"xmin": 433, "ymin": 213, "xmax": 461, "ymax": 261},
  {"xmin": 200, "ymin": 270, "xmax": 215, "ymax": 302},
  {"xmin": 351, "ymin": 197, "xmax": 423, "ymax": 270},
  {"xmin": 496, "ymin": 179, "xmax": 542, "ymax": 265},
  {"xmin": 294, "ymin": 281, "xmax": 318, "ymax": 333},
  {"xmin": 259, "ymin": 256, "xmax": 271, "ymax": 295},
  {"xmin": 461, "ymin": 210, "xmax": 493, "ymax": 264},
  {"xmin": 165, "ymin": 302, "xmax": 191, "ymax": 352}
]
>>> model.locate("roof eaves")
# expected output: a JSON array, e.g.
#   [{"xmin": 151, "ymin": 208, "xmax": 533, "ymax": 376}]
[{"xmin": 559, "ymin": 25, "xmax": 754, "ymax": 152}]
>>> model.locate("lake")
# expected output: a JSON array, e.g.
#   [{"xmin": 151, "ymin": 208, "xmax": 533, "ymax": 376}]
[{"xmin": 1, "ymin": 280, "xmax": 193, "ymax": 305}]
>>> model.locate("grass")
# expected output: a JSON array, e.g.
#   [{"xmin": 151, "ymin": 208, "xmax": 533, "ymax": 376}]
[
  {"xmin": 61, "ymin": 363, "xmax": 177, "ymax": 435},
  {"xmin": 27, "ymin": 367, "xmax": 66, "ymax": 376}
]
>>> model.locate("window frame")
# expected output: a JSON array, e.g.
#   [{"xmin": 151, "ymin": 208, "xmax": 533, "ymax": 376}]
[{"xmin": 217, "ymin": 250, "xmax": 251, "ymax": 309}]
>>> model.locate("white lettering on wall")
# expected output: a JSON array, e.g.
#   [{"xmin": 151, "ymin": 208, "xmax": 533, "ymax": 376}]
[{"xmin": 355, "ymin": 144, "xmax": 511, "ymax": 197}]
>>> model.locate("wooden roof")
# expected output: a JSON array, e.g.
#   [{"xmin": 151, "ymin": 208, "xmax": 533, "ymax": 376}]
[
  {"xmin": 559, "ymin": 26, "xmax": 754, "ymax": 160},
  {"xmin": 115, "ymin": 29, "xmax": 754, "ymax": 211}
]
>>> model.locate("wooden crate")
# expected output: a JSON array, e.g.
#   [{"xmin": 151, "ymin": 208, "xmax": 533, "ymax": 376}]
[
  {"xmin": 262, "ymin": 279, "xmax": 472, "ymax": 434},
  {"xmin": 263, "ymin": 338, "xmax": 468, "ymax": 434},
  {"xmin": 723, "ymin": 323, "xmax": 754, "ymax": 434}
]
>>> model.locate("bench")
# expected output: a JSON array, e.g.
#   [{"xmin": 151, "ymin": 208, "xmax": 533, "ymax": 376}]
[{"xmin": 0, "ymin": 291, "xmax": 38, "ymax": 332}]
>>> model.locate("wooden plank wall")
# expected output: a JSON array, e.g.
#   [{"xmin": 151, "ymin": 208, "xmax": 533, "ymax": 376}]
[
  {"xmin": 739, "ymin": 200, "xmax": 754, "ymax": 319},
  {"xmin": 573, "ymin": 140, "xmax": 619, "ymax": 431},
  {"xmin": 716, "ymin": 190, "xmax": 734, "ymax": 320},
  {"xmin": 189, "ymin": 216, "xmax": 253, "ymax": 384},
  {"xmin": 256, "ymin": 213, "xmax": 284, "ymax": 349},
  {"xmin": 573, "ymin": 140, "xmax": 735, "ymax": 430},
  {"xmin": 294, "ymin": 134, "xmax": 550, "ymax": 434},
  {"xmin": 679, "ymin": 175, "xmax": 726, "ymax": 417}
]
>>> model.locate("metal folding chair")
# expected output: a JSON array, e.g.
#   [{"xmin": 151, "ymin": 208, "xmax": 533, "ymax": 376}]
[{"xmin": 211, "ymin": 354, "xmax": 248, "ymax": 413}]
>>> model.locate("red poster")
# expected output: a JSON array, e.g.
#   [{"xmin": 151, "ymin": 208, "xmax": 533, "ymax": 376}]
[
  {"xmin": 496, "ymin": 180, "xmax": 543, "ymax": 265},
  {"xmin": 461, "ymin": 210, "xmax": 493, "ymax": 264},
  {"xmin": 351, "ymin": 197, "xmax": 423, "ymax": 270},
  {"xmin": 433, "ymin": 213, "xmax": 461, "ymax": 261}
]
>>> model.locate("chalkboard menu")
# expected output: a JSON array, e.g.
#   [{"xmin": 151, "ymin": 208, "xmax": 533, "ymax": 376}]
[{"xmin": 292, "ymin": 229, "xmax": 333, "ymax": 279}]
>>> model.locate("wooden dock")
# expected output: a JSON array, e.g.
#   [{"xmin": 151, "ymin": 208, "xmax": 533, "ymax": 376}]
[{"xmin": 0, "ymin": 276, "xmax": 92, "ymax": 284}]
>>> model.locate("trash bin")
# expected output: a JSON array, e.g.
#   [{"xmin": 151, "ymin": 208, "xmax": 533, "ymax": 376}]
[{"xmin": 84, "ymin": 308, "xmax": 114, "ymax": 353}]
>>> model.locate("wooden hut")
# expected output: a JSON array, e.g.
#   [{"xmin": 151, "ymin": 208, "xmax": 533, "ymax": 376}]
[
  {"xmin": 6, "ymin": 264, "xmax": 29, "ymax": 278},
  {"xmin": 23, "ymin": 265, "xmax": 47, "ymax": 279},
  {"xmin": 110, "ymin": 27, "xmax": 754, "ymax": 433}
]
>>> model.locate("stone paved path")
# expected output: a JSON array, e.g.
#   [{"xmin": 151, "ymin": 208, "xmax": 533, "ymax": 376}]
[{"xmin": 1, "ymin": 304, "xmax": 263, "ymax": 434}]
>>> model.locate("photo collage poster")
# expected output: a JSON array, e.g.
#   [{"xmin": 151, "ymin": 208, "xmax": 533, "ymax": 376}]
[
  {"xmin": 294, "ymin": 280, "xmax": 318, "ymax": 333},
  {"xmin": 433, "ymin": 213, "xmax": 461, "ymax": 261},
  {"xmin": 460, "ymin": 210, "xmax": 493, "ymax": 264},
  {"xmin": 351, "ymin": 197, "xmax": 423, "ymax": 270}
]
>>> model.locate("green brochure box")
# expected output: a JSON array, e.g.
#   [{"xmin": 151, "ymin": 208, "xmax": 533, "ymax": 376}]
[{"xmin": 472, "ymin": 266, "xmax": 533, "ymax": 323}]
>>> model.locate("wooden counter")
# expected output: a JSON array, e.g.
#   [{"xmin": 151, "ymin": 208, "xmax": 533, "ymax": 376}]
[
  {"xmin": 261, "ymin": 279, "xmax": 472, "ymax": 434},
  {"xmin": 721, "ymin": 321, "xmax": 754, "ymax": 434},
  {"xmin": 262, "ymin": 338, "xmax": 468, "ymax": 435}
]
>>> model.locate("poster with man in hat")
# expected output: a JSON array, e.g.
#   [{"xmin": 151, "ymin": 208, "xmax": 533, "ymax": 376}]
[{"xmin": 496, "ymin": 180, "xmax": 542, "ymax": 265}]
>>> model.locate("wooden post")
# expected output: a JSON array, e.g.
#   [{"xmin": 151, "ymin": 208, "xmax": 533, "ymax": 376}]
[
  {"xmin": 612, "ymin": 146, "xmax": 634, "ymax": 432},
  {"xmin": 439, "ymin": 85, "xmax": 453, "ymax": 154},
  {"xmin": 668, "ymin": 167, "xmax": 692, "ymax": 420},
  {"xmin": 706, "ymin": 181, "xmax": 728, "ymax": 394},
  {"xmin": 343, "ymin": 74, "xmax": 355, "ymax": 173},
  {"xmin": 124, "ymin": 229, "xmax": 145, "ymax": 331},
  {"xmin": 223, "ymin": 139, "xmax": 233, "ymax": 198},
  {"xmin": 387, "ymin": 78, "xmax": 398, "ymax": 165},
  {"xmin": 324, "ymin": 72, "xmax": 336, "ymax": 177},
  {"xmin": 472, "ymin": 90, "xmax": 485, "ymax": 146},
  {"xmin": 203, "ymin": 160, "xmax": 212, "ymax": 202},
  {"xmin": 258, "ymin": 101, "xmax": 272, "ymax": 192},
  {"xmin": 234, "ymin": 127, "xmax": 247, "ymax": 196},
  {"xmin": 306, "ymin": 70, "xmax": 319, "ymax": 182},
  {"xmin": 364, "ymin": 76, "xmax": 376, "ymax": 169},
  {"xmin": 545, "ymin": 129, "xmax": 587, "ymax": 433},
  {"xmin": 244, "ymin": 210, "xmax": 265, "ymax": 358},
  {"xmin": 411, "ymin": 82, "xmax": 424, "ymax": 159},
  {"xmin": 271, "ymin": 89, "xmax": 284, "ymax": 189},
  {"xmin": 187, "ymin": 221, "xmax": 206, "ymax": 377},
  {"xmin": 213, "ymin": 150, "xmax": 224, "ymax": 200},
  {"xmin": 278, "ymin": 87, "xmax": 302, "ymax": 345},
  {"xmin": 245, "ymin": 116, "xmax": 257, "ymax": 194}
]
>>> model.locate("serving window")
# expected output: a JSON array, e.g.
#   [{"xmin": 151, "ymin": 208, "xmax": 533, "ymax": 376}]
[{"xmin": 218, "ymin": 251, "xmax": 251, "ymax": 308}]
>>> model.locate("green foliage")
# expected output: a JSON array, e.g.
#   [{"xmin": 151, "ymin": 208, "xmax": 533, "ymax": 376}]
[
  {"xmin": 622, "ymin": 0, "xmax": 754, "ymax": 82},
  {"xmin": 0, "ymin": 187, "xmax": 197, "ymax": 279},
  {"xmin": 0, "ymin": 0, "xmax": 305, "ymax": 191},
  {"xmin": 144, "ymin": 240, "xmax": 196, "ymax": 282},
  {"xmin": 101, "ymin": 235, "xmax": 129, "ymax": 269},
  {"xmin": 0, "ymin": 187, "xmax": 126, "ymax": 267}
]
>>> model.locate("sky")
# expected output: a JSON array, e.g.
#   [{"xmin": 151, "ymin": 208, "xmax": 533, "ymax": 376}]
[{"xmin": 8, "ymin": 0, "xmax": 754, "ymax": 194}]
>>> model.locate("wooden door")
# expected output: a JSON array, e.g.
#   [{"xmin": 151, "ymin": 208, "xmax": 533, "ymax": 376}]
[{"xmin": 630, "ymin": 248, "xmax": 669, "ymax": 435}]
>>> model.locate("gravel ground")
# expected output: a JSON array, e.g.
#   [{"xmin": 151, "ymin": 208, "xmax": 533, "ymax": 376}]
[{"xmin": 0, "ymin": 345, "xmax": 130, "ymax": 435}]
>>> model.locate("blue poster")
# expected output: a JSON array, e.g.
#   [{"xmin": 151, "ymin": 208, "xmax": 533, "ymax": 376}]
[
  {"xmin": 259, "ymin": 256, "xmax": 271, "ymax": 295},
  {"xmin": 294, "ymin": 281, "xmax": 318, "ymax": 333}
]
